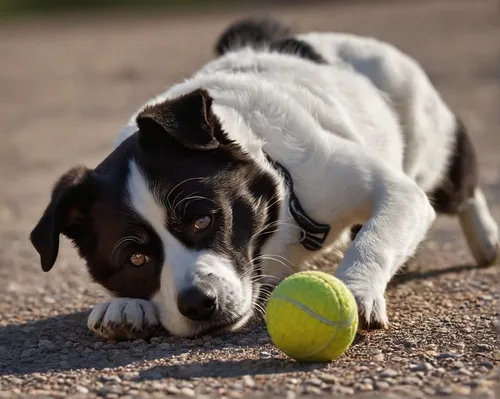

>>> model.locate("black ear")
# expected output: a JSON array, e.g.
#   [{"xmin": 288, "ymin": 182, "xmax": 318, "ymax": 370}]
[
  {"xmin": 30, "ymin": 166, "xmax": 97, "ymax": 272},
  {"xmin": 136, "ymin": 89, "xmax": 220, "ymax": 151}
]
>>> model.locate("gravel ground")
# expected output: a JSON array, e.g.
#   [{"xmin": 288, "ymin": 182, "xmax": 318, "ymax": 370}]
[{"xmin": 0, "ymin": 0, "xmax": 499, "ymax": 398}]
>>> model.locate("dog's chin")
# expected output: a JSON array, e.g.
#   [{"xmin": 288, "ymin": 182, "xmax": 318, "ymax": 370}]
[{"xmin": 178, "ymin": 310, "xmax": 255, "ymax": 338}]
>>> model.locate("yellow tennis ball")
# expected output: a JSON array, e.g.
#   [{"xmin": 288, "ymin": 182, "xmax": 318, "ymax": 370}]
[{"xmin": 266, "ymin": 271, "xmax": 358, "ymax": 362}]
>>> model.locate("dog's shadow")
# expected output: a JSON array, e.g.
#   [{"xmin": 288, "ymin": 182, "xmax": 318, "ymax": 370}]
[{"xmin": 0, "ymin": 262, "xmax": 483, "ymax": 377}]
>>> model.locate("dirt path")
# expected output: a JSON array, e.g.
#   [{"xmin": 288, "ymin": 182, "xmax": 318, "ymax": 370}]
[{"xmin": 0, "ymin": 1, "xmax": 499, "ymax": 398}]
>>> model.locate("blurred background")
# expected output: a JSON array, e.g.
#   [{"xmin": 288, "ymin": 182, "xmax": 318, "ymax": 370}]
[
  {"xmin": 0, "ymin": 0, "xmax": 499, "ymax": 395},
  {"xmin": 0, "ymin": 0, "xmax": 499, "ymax": 302},
  {"xmin": 0, "ymin": 0, "xmax": 498, "ymax": 295}
]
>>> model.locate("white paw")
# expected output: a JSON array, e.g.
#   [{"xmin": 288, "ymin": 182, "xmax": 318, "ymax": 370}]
[
  {"xmin": 87, "ymin": 298, "xmax": 160, "ymax": 340},
  {"xmin": 459, "ymin": 188, "xmax": 499, "ymax": 267},
  {"xmin": 345, "ymin": 283, "xmax": 389, "ymax": 330}
]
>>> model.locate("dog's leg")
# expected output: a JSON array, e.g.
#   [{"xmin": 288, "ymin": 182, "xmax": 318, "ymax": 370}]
[
  {"xmin": 87, "ymin": 298, "xmax": 161, "ymax": 340},
  {"xmin": 329, "ymin": 152, "xmax": 436, "ymax": 330},
  {"xmin": 429, "ymin": 118, "xmax": 498, "ymax": 266}
]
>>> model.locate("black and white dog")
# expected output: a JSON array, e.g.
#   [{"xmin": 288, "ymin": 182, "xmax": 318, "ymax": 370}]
[{"xmin": 31, "ymin": 19, "xmax": 498, "ymax": 339}]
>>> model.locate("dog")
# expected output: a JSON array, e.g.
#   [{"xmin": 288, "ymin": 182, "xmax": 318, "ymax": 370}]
[{"xmin": 30, "ymin": 18, "xmax": 499, "ymax": 339}]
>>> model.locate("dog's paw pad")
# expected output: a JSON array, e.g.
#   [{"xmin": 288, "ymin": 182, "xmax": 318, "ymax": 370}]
[{"xmin": 88, "ymin": 298, "xmax": 160, "ymax": 340}]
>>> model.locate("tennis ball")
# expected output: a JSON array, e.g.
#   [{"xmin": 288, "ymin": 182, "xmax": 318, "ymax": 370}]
[{"xmin": 265, "ymin": 271, "xmax": 358, "ymax": 362}]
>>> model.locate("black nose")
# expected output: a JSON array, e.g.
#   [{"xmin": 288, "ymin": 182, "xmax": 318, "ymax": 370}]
[{"xmin": 177, "ymin": 285, "xmax": 217, "ymax": 321}]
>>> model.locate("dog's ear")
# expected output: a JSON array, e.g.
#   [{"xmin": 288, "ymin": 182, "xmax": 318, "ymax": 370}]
[
  {"xmin": 30, "ymin": 166, "xmax": 98, "ymax": 272},
  {"xmin": 136, "ymin": 89, "xmax": 220, "ymax": 151}
]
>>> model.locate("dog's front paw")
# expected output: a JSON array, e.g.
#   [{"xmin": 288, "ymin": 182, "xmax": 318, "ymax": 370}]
[
  {"xmin": 87, "ymin": 298, "xmax": 160, "ymax": 340},
  {"xmin": 345, "ymin": 284, "xmax": 389, "ymax": 331}
]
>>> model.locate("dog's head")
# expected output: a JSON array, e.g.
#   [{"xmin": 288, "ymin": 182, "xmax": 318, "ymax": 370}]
[{"xmin": 30, "ymin": 89, "xmax": 285, "ymax": 337}]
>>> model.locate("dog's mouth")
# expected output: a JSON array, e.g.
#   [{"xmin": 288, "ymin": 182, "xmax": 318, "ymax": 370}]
[{"xmin": 187, "ymin": 309, "xmax": 255, "ymax": 338}]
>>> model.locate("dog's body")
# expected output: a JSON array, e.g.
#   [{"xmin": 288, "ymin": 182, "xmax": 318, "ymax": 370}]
[{"xmin": 31, "ymin": 19, "xmax": 498, "ymax": 339}]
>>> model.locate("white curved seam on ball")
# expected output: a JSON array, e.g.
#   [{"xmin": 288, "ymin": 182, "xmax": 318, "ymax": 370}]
[{"xmin": 270, "ymin": 295, "xmax": 354, "ymax": 327}]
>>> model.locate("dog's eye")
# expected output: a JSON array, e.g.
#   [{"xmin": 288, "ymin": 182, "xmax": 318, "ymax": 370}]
[
  {"xmin": 129, "ymin": 253, "xmax": 149, "ymax": 267},
  {"xmin": 193, "ymin": 215, "xmax": 212, "ymax": 231}
]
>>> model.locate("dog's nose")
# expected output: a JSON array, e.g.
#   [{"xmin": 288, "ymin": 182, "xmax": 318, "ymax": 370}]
[{"xmin": 177, "ymin": 285, "xmax": 217, "ymax": 321}]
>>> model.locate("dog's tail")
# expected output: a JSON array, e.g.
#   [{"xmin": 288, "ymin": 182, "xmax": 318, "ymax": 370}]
[{"xmin": 214, "ymin": 17, "xmax": 291, "ymax": 56}]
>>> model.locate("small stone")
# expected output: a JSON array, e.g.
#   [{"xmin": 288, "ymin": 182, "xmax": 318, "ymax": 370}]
[
  {"xmin": 358, "ymin": 383, "xmax": 374, "ymax": 391},
  {"xmin": 305, "ymin": 385, "xmax": 321, "ymax": 394},
  {"xmin": 151, "ymin": 382, "xmax": 168, "ymax": 390},
  {"xmin": 158, "ymin": 343, "xmax": 170, "ymax": 350},
  {"xmin": 379, "ymin": 369, "xmax": 398, "ymax": 378},
  {"xmin": 243, "ymin": 375, "xmax": 255, "ymax": 388},
  {"xmin": 401, "ymin": 376, "xmax": 422, "ymax": 386},
  {"xmin": 75, "ymin": 386, "xmax": 89, "ymax": 394},
  {"xmin": 318, "ymin": 373, "xmax": 338, "ymax": 384},
  {"xmin": 438, "ymin": 352, "xmax": 458, "ymax": 359},
  {"xmin": 425, "ymin": 350, "xmax": 439, "ymax": 357},
  {"xmin": 375, "ymin": 381, "xmax": 390, "ymax": 390},
  {"xmin": 475, "ymin": 344, "xmax": 491, "ymax": 352},
  {"xmin": 422, "ymin": 386, "xmax": 436, "ymax": 395},
  {"xmin": 100, "ymin": 375, "xmax": 122, "ymax": 383},
  {"xmin": 305, "ymin": 378, "xmax": 322, "ymax": 386},
  {"xmin": 453, "ymin": 385, "xmax": 472, "ymax": 395},
  {"xmin": 286, "ymin": 391, "xmax": 296, "ymax": 399},
  {"xmin": 59, "ymin": 360, "xmax": 71, "ymax": 368},
  {"xmin": 456, "ymin": 368, "xmax": 471, "ymax": 376},
  {"xmin": 0, "ymin": 346, "xmax": 8, "ymax": 355},
  {"xmin": 402, "ymin": 338, "xmax": 418, "ymax": 348},
  {"xmin": 333, "ymin": 386, "xmax": 355, "ymax": 395},
  {"xmin": 43, "ymin": 296, "xmax": 56, "ymax": 304},
  {"xmin": 373, "ymin": 353, "xmax": 385, "ymax": 362},
  {"xmin": 478, "ymin": 362, "xmax": 494, "ymax": 370},
  {"xmin": 260, "ymin": 351, "xmax": 271, "ymax": 357},
  {"xmin": 166, "ymin": 385, "xmax": 180, "ymax": 395},
  {"xmin": 180, "ymin": 387, "xmax": 195, "ymax": 397},
  {"xmin": 410, "ymin": 362, "xmax": 433, "ymax": 372},
  {"xmin": 438, "ymin": 387, "xmax": 453, "ymax": 395}
]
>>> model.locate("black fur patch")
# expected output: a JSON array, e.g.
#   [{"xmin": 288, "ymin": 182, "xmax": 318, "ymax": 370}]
[
  {"xmin": 215, "ymin": 17, "xmax": 290, "ymax": 56},
  {"xmin": 269, "ymin": 37, "xmax": 326, "ymax": 64},
  {"xmin": 428, "ymin": 117, "xmax": 478, "ymax": 214}
]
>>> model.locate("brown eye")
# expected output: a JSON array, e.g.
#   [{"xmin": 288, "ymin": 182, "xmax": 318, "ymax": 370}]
[
  {"xmin": 129, "ymin": 253, "xmax": 149, "ymax": 267},
  {"xmin": 193, "ymin": 215, "xmax": 212, "ymax": 231}
]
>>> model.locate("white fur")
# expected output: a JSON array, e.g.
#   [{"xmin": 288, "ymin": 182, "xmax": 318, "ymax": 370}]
[
  {"xmin": 106, "ymin": 31, "xmax": 496, "ymax": 333},
  {"xmin": 126, "ymin": 160, "xmax": 253, "ymax": 337}
]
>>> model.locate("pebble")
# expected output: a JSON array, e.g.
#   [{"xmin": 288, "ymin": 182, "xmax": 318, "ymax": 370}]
[
  {"xmin": 59, "ymin": 361, "xmax": 71, "ymax": 368},
  {"xmin": 166, "ymin": 385, "xmax": 180, "ymax": 395},
  {"xmin": 358, "ymin": 383, "xmax": 374, "ymax": 391},
  {"xmin": 375, "ymin": 381, "xmax": 390, "ymax": 390},
  {"xmin": 410, "ymin": 362, "xmax": 433, "ymax": 372},
  {"xmin": 180, "ymin": 387, "xmax": 196, "ymax": 397},
  {"xmin": 438, "ymin": 386, "xmax": 453, "ymax": 395},
  {"xmin": 318, "ymin": 373, "xmax": 338, "ymax": 383},
  {"xmin": 305, "ymin": 378, "xmax": 322, "ymax": 386},
  {"xmin": 401, "ymin": 376, "xmax": 422, "ymax": 386},
  {"xmin": 402, "ymin": 338, "xmax": 418, "ymax": 348},
  {"xmin": 305, "ymin": 385, "xmax": 321, "ymax": 394},
  {"xmin": 438, "ymin": 352, "xmax": 458, "ymax": 359},
  {"xmin": 478, "ymin": 361, "xmax": 494, "ymax": 370},
  {"xmin": 373, "ymin": 353, "xmax": 385, "ymax": 362},
  {"xmin": 453, "ymin": 385, "xmax": 472, "ymax": 395},
  {"xmin": 242, "ymin": 375, "xmax": 255, "ymax": 388},
  {"xmin": 75, "ymin": 386, "xmax": 89, "ymax": 394},
  {"xmin": 379, "ymin": 369, "xmax": 398, "ymax": 378}
]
